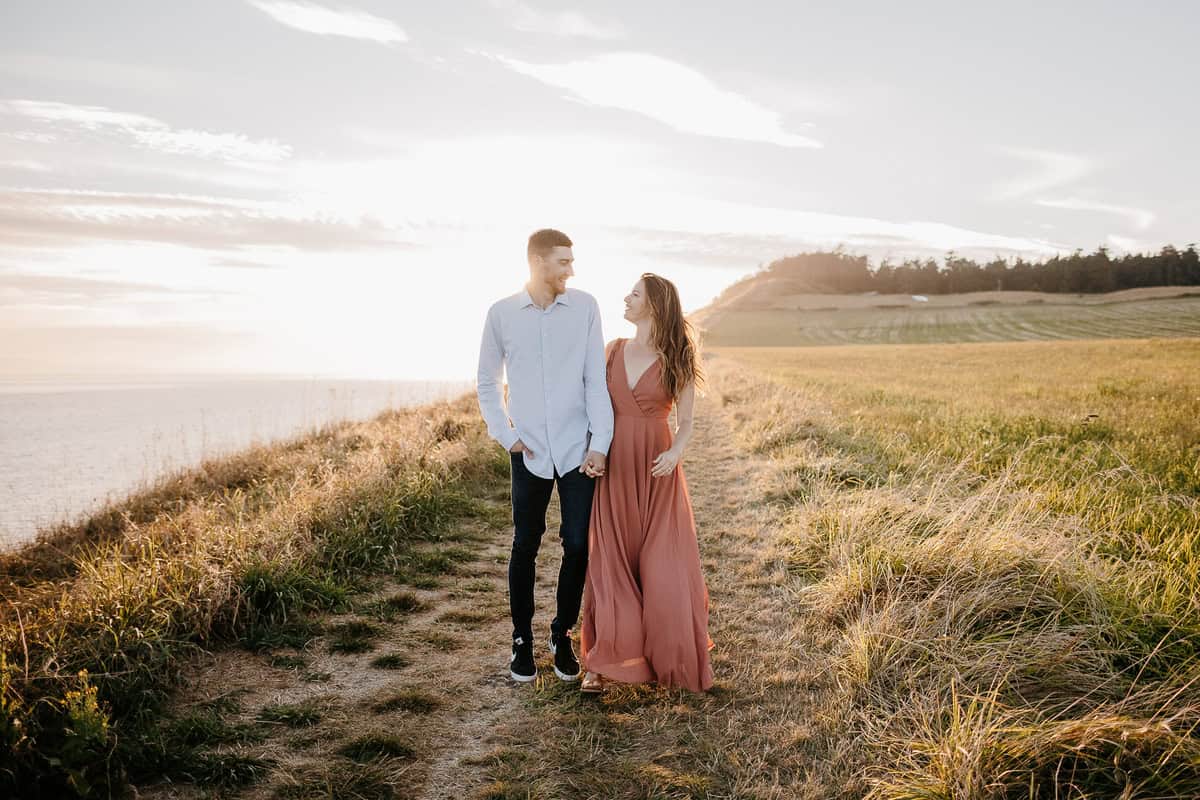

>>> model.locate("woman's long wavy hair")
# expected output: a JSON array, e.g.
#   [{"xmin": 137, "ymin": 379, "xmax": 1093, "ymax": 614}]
[{"xmin": 641, "ymin": 272, "xmax": 704, "ymax": 401}]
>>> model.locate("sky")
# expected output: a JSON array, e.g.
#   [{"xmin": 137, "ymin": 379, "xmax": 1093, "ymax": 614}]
[{"xmin": 1, "ymin": 1, "xmax": 1196, "ymax": 381}]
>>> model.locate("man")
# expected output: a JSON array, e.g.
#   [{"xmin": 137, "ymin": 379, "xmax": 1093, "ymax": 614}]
[{"xmin": 477, "ymin": 228, "xmax": 614, "ymax": 683}]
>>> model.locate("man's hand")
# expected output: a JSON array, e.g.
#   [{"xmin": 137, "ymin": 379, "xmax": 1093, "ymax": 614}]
[
  {"xmin": 580, "ymin": 450, "xmax": 607, "ymax": 478},
  {"xmin": 509, "ymin": 439, "xmax": 534, "ymax": 459}
]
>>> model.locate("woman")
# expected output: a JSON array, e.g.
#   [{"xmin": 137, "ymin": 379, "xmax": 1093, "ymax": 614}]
[{"xmin": 578, "ymin": 273, "xmax": 714, "ymax": 693}]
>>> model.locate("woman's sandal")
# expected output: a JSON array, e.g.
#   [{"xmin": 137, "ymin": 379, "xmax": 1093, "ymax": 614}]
[{"xmin": 580, "ymin": 671, "xmax": 605, "ymax": 693}]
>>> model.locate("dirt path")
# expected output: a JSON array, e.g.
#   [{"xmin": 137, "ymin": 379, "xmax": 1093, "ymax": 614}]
[
  {"xmin": 445, "ymin": 386, "xmax": 838, "ymax": 797},
  {"xmin": 413, "ymin": 385, "xmax": 783, "ymax": 795},
  {"xmin": 136, "ymin": 386, "xmax": 828, "ymax": 798}
]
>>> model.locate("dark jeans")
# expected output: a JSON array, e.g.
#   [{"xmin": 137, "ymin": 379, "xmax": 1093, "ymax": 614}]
[{"xmin": 508, "ymin": 452, "xmax": 595, "ymax": 644}]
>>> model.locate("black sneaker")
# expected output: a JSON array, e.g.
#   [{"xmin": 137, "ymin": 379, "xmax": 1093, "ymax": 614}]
[
  {"xmin": 549, "ymin": 630, "xmax": 580, "ymax": 682},
  {"xmin": 510, "ymin": 636, "xmax": 536, "ymax": 683}
]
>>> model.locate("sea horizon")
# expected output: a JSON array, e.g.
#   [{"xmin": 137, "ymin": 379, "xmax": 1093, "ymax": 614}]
[
  {"xmin": 0, "ymin": 376, "xmax": 476, "ymax": 548},
  {"xmin": 0, "ymin": 371, "xmax": 476, "ymax": 393}
]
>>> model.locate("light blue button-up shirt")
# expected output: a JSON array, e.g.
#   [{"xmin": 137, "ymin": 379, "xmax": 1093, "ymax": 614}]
[{"xmin": 476, "ymin": 287, "xmax": 614, "ymax": 479}]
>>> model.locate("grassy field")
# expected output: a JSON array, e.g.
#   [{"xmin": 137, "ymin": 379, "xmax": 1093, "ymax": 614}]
[
  {"xmin": 720, "ymin": 337, "xmax": 1200, "ymax": 497},
  {"xmin": 5, "ymin": 334, "xmax": 1199, "ymax": 797},
  {"xmin": 464, "ymin": 338, "xmax": 1200, "ymax": 798},
  {"xmin": 708, "ymin": 337, "xmax": 1200, "ymax": 796},
  {"xmin": 701, "ymin": 295, "xmax": 1200, "ymax": 346},
  {"xmin": 0, "ymin": 395, "xmax": 510, "ymax": 798}
]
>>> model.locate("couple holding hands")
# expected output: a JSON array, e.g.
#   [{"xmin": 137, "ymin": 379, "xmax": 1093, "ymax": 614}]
[{"xmin": 476, "ymin": 228, "xmax": 713, "ymax": 693}]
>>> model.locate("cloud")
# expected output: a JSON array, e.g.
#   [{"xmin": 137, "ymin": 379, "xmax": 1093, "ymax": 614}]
[
  {"xmin": 486, "ymin": 51, "xmax": 822, "ymax": 148},
  {"xmin": 248, "ymin": 1, "xmax": 408, "ymax": 44},
  {"xmin": 993, "ymin": 147, "xmax": 1094, "ymax": 200},
  {"xmin": 0, "ymin": 99, "xmax": 291, "ymax": 163},
  {"xmin": 615, "ymin": 228, "xmax": 822, "ymax": 269},
  {"xmin": 1105, "ymin": 234, "xmax": 1150, "ymax": 254},
  {"xmin": 0, "ymin": 159, "xmax": 52, "ymax": 172},
  {"xmin": 0, "ymin": 189, "xmax": 418, "ymax": 253},
  {"xmin": 615, "ymin": 217, "xmax": 1065, "ymax": 270},
  {"xmin": 0, "ymin": 271, "xmax": 226, "ymax": 306},
  {"xmin": 1035, "ymin": 197, "xmax": 1155, "ymax": 231},
  {"xmin": 490, "ymin": 0, "xmax": 625, "ymax": 40},
  {"xmin": 993, "ymin": 147, "xmax": 1154, "ymax": 231},
  {"xmin": 0, "ymin": 52, "xmax": 179, "ymax": 93},
  {"xmin": 1, "ymin": 130, "xmax": 59, "ymax": 144},
  {"xmin": 211, "ymin": 257, "xmax": 284, "ymax": 269},
  {"xmin": 281, "ymin": 134, "xmax": 1060, "ymax": 263}
]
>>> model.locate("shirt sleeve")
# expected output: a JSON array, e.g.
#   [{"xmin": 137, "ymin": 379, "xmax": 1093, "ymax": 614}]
[
  {"xmin": 583, "ymin": 296, "xmax": 615, "ymax": 455},
  {"xmin": 476, "ymin": 304, "xmax": 520, "ymax": 451}
]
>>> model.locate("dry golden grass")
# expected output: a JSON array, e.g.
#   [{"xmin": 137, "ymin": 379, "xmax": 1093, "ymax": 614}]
[
  {"xmin": 475, "ymin": 340, "xmax": 1200, "ymax": 798},
  {"xmin": 0, "ymin": 393, "xmax": 508, "ymax": 798},
  {"xmin": 6, "ymin": 335, "xmax": 1198, "ymax": 798},
  {"xmin": 710, "ymin": 341, "xmax": 1200, "ymax": 798}
]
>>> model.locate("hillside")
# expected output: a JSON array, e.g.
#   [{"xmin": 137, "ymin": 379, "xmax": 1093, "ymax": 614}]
[{"xmin": 692, "ymin": 280, "xmax": 1200, "ymax": 347}]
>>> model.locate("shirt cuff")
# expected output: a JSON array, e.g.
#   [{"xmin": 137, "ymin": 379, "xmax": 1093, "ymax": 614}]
[
  {"xmin": 587, "ymin": 433, "xmax": 612, "ymax": 456},
  {"xmin": 496, "ymin": 427, "xmax": 520, "ymax": 452}
]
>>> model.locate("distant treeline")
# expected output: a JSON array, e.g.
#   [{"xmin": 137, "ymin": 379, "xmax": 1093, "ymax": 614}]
[{"xmin": 764, "ymin": 245, "xmax": 1200, "ymax": 295}]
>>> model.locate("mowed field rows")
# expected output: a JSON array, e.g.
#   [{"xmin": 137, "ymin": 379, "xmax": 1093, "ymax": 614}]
[{"xmin": 702, "ymin": 296, "xmax": 1200, "ymax": 346}]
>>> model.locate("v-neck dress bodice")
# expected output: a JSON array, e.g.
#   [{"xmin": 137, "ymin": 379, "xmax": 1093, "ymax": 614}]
[
  {"xmin": 579, "ymin": 338, "xmax": 714, "ymax": 692},
  {"xmin": 613, "ymin": 338, "xmax": 671, "ymax": 420}
]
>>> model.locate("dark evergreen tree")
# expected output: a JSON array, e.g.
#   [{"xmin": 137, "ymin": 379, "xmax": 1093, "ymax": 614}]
[{"xmin": 754, "ymin": 245, "xmax": 1200, "ymax": 295}]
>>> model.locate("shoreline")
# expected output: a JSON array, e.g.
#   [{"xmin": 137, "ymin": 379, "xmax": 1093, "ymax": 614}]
[
  {"xmin": 1, "ymin": 381, "xmax": 476, "ymax": 550},
  {"xmin": 0, "ymin": 390, "xmax": 504, "ymax": 797}
]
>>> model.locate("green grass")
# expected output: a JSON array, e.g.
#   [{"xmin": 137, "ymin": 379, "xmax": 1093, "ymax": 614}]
[
  {"xmin": 368, "ymin": 652, "xmax": 410, "ymax": 670},
  {"xmin": 272, "ymin": 762, "xmax": 398, "ymax": 799},
  {"xmin": 269, "ymin": 654, "xmax": 309, "ymax": 670},
  {"xmin": 116, "ymin": 693, "xmax": 273, "ymax": 790},
  {"xmin": 451, "ymin": 578, "xmax": 498, "ymax": 596},
  {"xmin": 703, "ymin": 296, "xmax": 1200, "ymax": 346},
  {"xmin": 327, "ymin": 619, "xmax": 385, "ymax": 654},
  {"xmin": 370, "ymin": 688, "xmax": 440, "ymax": 714},
  {"xmin": 162, "ymin": 708, "xmax": 267, "ymax": 747},
  {"xmin": 0, "ymin": 395, "xmax": 503, "ymax": 798},
  {"xmin": 413, "ymin": 630, "xmax": 463, "ymax": 651},
  {"xmin": 437, "ymin": 608, "xmax": 499, "ymax": 626},
  {"xmin": 336, "ymin": 732, "xmax": 415, "ymax": 762},
  {"xmin": 357, "ymin": 591, "xmax": 427, "ymax": 622},
  {"xmin": 244, "ymin": 616, "xmax": 326, "ymax": 652},
  {"xmin": 257, "ymin": 701, "xmax": 324, "ymax": 727},
  {"xmin": 180, "ymin": 752, "xmax": 276, "ymax": 789}
]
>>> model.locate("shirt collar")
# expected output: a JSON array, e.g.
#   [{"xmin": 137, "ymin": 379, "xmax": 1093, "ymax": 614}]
[{"xmin": 520, "ymin": 288, "xmax": 570, "ymax": 308}]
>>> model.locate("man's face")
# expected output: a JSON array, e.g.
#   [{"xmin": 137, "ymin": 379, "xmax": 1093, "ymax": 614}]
[{"xmin": 533, "ymin": 245, "xmax": 575, "ymax": 294}]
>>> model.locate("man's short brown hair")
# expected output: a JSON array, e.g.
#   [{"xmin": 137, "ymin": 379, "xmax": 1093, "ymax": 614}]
[{"xmin": 527, "ymin": 228, "xmax": 573, "ymax": 261}]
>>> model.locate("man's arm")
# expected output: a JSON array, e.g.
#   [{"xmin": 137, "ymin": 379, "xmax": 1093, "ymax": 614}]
[
  {"xmin": 583, "ymin": 297, "xmax": 614, "ymax": 457},
  {"xmin": 476, "ymin": 305, "xmax": 521, "ymax": 451}
]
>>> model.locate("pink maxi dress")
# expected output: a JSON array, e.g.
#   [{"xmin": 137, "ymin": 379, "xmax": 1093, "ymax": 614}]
[{"xmin": 579, "ymin": 338, "xmax": 715, "ymax": 692}]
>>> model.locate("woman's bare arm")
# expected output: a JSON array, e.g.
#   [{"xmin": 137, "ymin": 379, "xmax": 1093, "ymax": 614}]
[{"xmin": 651, "ymin": 380, "xmax": 696, "ymax": 477}]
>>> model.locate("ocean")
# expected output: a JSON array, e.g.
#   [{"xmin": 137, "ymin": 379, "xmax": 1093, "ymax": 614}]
[{"xmin": 0, "ymin": 378, "xmax": 474, "ymax": 548}]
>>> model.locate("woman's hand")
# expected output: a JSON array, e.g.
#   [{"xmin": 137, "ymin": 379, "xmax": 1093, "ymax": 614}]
[
  {"xmin": 581, "ymin": 450, "xmax": 607, "ymax": 478},
  {"xmin": 651, "ymin": 449, "xmax": 680, "ymax": 477}
]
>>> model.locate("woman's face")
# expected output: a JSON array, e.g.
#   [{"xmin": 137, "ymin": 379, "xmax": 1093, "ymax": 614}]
[{"xmin": 623, "ymin": 279, "xmax": 650, "ymax": 323}]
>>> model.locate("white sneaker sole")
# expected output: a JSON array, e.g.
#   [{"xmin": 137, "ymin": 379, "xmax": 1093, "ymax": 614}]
[
  {"xmin": 549, "ymin": 637, "xmax": 581, "ymax": 682},
  {"xmin": 510, "ymin": 668, "xmax": 537, "ymax": 683},
  {"xmin": 553, "ymin": 666, "xmax": 580, "ymax": 682}
]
